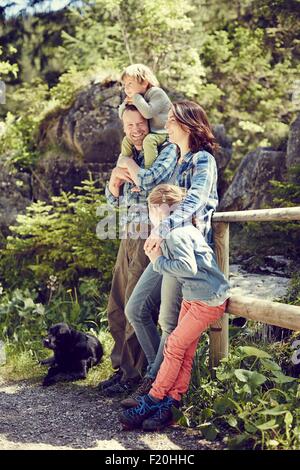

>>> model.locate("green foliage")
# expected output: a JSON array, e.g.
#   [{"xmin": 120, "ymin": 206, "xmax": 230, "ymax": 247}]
[
  {"xmin": 0, "ymin": 287, "xmax": 46, "ymax": 355},
  {"xmin": 0, "ymin": 174, "xmax": 119, "ymax": 292},
  {"xmin": 0, "ymin": 45, "xmax": 18, "ymax": 80},
  {"xmin": 270, "ymin": 165, "xmax": 300, "ymax": 207},
  {"xmin": 0, "ymin": 7, "xmax": 75, "ymax": 89},
  {"xmin": 49, "ymin": 66, "xmax": 94, "ymax": 107},
  {"xmin": 0, "ymin": 0, "xmax": 300, "ymax": 449},
  {"xmin": 277, "ymin": 274, "xmax": 300, "ymax": 309},
  {"xmin": 0, "ymin": 175, "xmax": 118, "ymax": 350},
  {"xmin": 0, "ymin": 79, "xmax": 50, "ymax": 168},
  {"xmin": 199, "ymin": 25, "xmax": 296, "ymax": 158},
  {"xmin": 185, "ymin": 337, "xmax": 300, "ymax": 450},
  {"xmin": 59, "ymin": 0, "xmax": 206, "ymax": 100},
  {"xmin": 44, "ymin": 276, "xmax": 110, "ymax": 330},
  {"xmin": 0, "ymin": 67, "xmax": 101, "ymax": 167}
]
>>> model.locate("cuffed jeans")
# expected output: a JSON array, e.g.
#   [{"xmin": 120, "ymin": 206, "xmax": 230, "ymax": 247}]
[{"xmin": 125, "ymin": 262, "xmax": 182, "ymax": 379}]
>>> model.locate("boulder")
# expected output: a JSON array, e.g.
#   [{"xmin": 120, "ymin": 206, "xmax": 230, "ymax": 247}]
[
  {"xmin": 0, "ymin": 163, "xmax": 32, "ymax": 235},
  {"xmin": 219, "ymin": 147, "xmax": 286, "ymax": 211},
  {"xmin": 33, "ymin": 80, "xmax": 124, "ymax": 199},
  {"xmin": 31, "ymin": 158, "xmax": 113, "ymax": 201},
  {"xmin": 37, "ymin": 80, "xmax": 124, "ymax": 163},
  {"xmin": 286, "ymin": 113, "xmax": 300, "ymax": 169}
]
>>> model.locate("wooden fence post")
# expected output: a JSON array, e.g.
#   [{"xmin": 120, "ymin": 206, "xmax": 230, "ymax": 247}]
[{"xmin": 209, "ymin": 221, "xmax": 229, "ymax": 373}]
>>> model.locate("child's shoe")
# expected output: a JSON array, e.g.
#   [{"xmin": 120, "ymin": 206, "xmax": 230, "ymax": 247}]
[
  {"xmin": 142, "ymin": 397, "xmax": 180, "ymax": 431},
  {"xmin": 119, "ymin": 394, "xmax": 163, "ymax": 429},
  {"xmin": 121, "ymin": 377, "xmax": 154, "ymax": 408}
]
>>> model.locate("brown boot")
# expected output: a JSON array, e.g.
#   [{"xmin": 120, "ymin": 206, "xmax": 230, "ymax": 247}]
[{"xmin": 120, "ymin": 377, "xmax": 154, "ymax": 408}]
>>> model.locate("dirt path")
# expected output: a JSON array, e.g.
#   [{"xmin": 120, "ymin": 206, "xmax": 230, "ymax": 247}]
[{"xmin": 0, "ymin": 377, "xmax": 223, "ymax": 450}]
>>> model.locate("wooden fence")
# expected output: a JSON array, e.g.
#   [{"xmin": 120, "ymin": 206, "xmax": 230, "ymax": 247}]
[{"xmin": 209, "ymin": 206, "xmax": 300, "ymax": 370}]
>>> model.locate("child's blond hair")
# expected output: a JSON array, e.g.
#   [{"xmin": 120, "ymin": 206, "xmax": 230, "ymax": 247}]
[
  {"xmin": 148, "ymin": 184, "xmax": 186, "ymax": 207},
  {"xmin": 148, "ymin": 184, "xmax": 198, "ymax": 227},
  {"xmin": 121, "ymin": 63, "xmax": 159, "ymax": 87}
]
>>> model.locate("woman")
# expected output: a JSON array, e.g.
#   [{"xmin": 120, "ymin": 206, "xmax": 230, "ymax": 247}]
[{"xmin": 122, "ymin": 100, "xmax": 220, "ymax": 407}]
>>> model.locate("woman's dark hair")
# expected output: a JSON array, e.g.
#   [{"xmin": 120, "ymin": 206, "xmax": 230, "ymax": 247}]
[{"xmin": 172, "ymin": 100, "xmax": 219, "ymax": 155}]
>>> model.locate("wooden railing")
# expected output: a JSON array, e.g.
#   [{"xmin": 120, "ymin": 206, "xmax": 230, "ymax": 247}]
[{"xmin": 209, "ymin": 206, "xmax": 300, "ymax": 370}]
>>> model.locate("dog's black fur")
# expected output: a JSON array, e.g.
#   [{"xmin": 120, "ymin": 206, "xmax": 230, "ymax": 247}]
[{"xmin": 41, "ymin": 323, "xmax": 103, "ymax": 386}]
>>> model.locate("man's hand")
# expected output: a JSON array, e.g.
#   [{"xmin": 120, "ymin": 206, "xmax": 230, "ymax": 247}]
[
  {"xmin": 109, "ymin": 167, "xmax": 134, "ymax": 197},
  {"xmin": 144, "ymin": 231, "xmax": 163, "ymax": 252},
  {"xmin": 117, "ymin": 156, "xmax": 132, "ymax": 169},
  {"xmin": 145, "ymin": 245, "xmax": 163, "ymax": 264},
  {"xmin": 111, "ymin": 166, "xmax": 133, "ymax": 184}
]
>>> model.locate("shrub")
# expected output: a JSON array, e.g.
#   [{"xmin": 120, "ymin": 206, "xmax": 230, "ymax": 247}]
[{"xmin": 184, "ymin": 339, "xmax": 300, "ymax": 449}]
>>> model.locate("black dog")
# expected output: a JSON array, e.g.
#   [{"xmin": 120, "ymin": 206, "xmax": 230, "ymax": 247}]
[{"xmin": 41, "ymin": 323, "xmax": 103, "ymax": 386}]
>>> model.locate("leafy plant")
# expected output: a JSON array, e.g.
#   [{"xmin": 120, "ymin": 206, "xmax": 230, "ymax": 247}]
[
  {"xmin": 0, "ymin": 175, "xmax": 118, "ymax": 350},
  {"xmin": 0, "ymin": 287, "xmax": 47, "ymax": 355},
  {"xmin": 0, "ymin": 174, "xmax": 119, "ymax": 293},
  {"xmin": 185, "ymin": 340, "xmax": 300, "ymax": 449}
]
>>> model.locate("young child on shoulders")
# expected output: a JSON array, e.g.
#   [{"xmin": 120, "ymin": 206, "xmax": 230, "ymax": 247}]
[
  {"xmin": 119, "ymin": 183, "xmax": 231, "ymax": 431},
  {"xmin": 118, "ymin": 63, "xmax": 171, "ymax": 170}
]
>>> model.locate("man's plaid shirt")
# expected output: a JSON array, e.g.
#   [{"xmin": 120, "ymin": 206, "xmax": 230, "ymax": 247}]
[{"xmin": 105, "ymin": 143, "xmax": 178, "ymax": 231}]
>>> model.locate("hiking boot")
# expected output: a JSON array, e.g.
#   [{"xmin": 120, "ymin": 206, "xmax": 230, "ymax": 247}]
[
  {"xmin": 142, "ymin": 397, "xmax": 180, "ymax": 431},
  {"xmin": 102, "ymin": 377, "xmax": 141, "ymax": 397},
  {"xmin": 119, "ymin": 394, "xmax": 164, "ymax": 429},
  {"xmin": 120, "ymin": 376, "xmax": 154, "ymax": 408},
  {"xmin": 97, "ymin": 369, "xmax": 122, "ymax": 391}
]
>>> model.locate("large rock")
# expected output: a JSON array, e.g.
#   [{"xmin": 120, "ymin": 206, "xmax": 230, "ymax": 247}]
[
  {"xmin": 213, "ymin": 124, "xmax": 232, "ymax": 171},
  {"xmin": 34, "ymin": 80, "xmax": 124, "ymax": 199},
  {"xmin": 38, "ymin": 80, "xmax": 123, "ymax": 163},
  {"xmin": 0, "ymin": 163, "xmax": 32, "ymax": 235},
  {"xmin": 32, "ymin": 158, "xmax": 113, "ymax": 201},
  {"xmin": 286, "ymin": 114, "xmax": 300, "ymax": 169},
  {"xmin": 219, "ymin": 148, "xmax": 286, "ymax": 211}
]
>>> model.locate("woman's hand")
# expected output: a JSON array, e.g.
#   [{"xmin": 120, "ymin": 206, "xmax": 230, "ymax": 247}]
[
  {"xmin": 145, "ymin": 245, "xmax": 163, "ymax": 264},
  {"xmin": 144, "ymin": 231, "xmax": 163, "ymax": 252}
]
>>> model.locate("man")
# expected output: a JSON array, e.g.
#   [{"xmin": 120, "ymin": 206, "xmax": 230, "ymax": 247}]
[{"xmin": 99, "ymin": 104, "xmax": 178, "ymax": 397}]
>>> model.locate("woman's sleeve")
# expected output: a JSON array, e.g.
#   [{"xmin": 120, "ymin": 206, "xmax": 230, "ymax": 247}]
[{"xmin": 157, "ymin": 152, "xmax": 217, "ymax": 238}]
